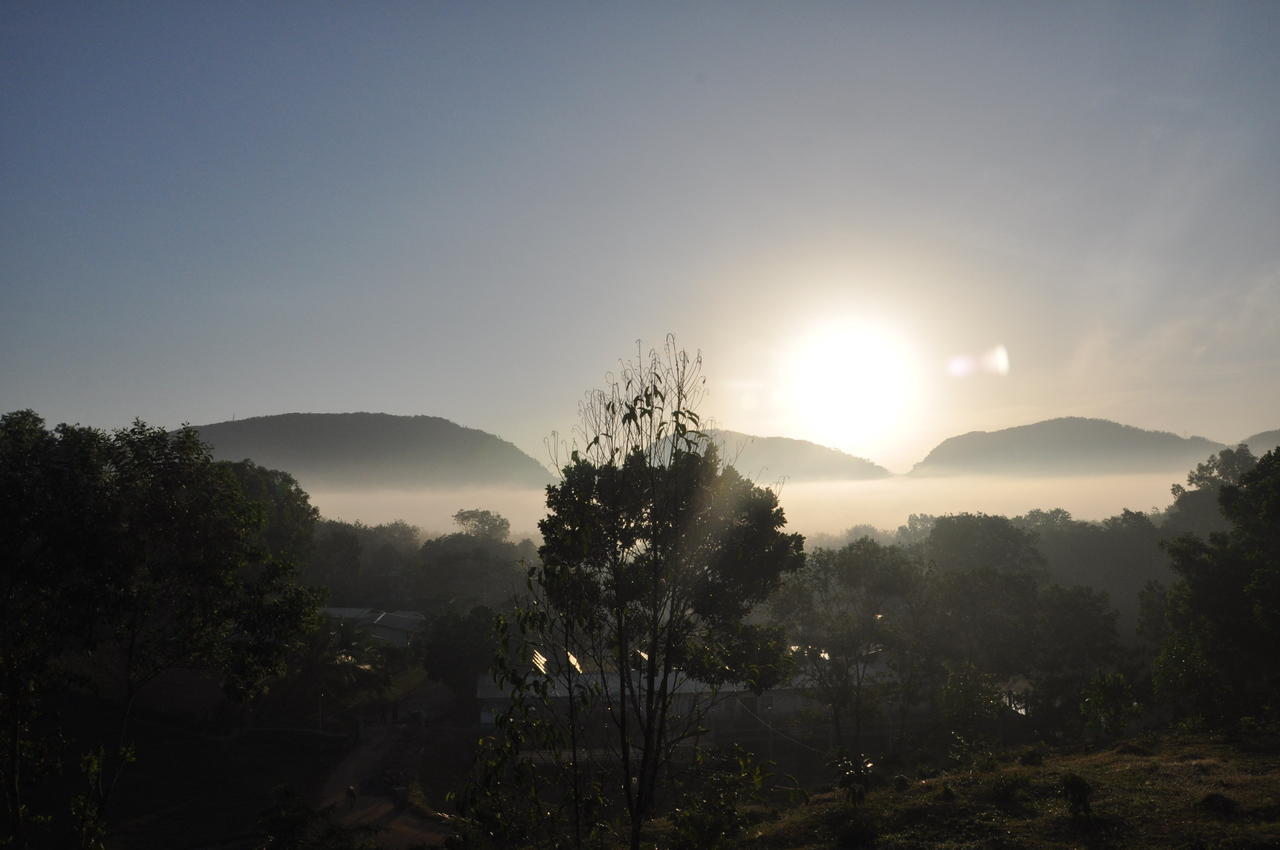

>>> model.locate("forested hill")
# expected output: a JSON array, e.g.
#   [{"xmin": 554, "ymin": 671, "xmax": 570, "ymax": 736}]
[
  {"xmin": 1243, "ymin": 428, "xmax": 1280, "ymax": 455},
  {"xmin": 700, "ymin": 428, "xmax": 891, "ymax": 481},
  {"xmin": 910, "ymin": 417, "xmax": 1224, "ymax": 476},
  {"xmin": 191, "ymin": 413, "xmax": 553, "ymax": 489}
]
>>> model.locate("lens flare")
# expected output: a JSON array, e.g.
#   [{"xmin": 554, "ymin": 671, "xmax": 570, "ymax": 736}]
[{"xmin": 947, "ymin": 344, "xmax": 1010, "ymax": 378}]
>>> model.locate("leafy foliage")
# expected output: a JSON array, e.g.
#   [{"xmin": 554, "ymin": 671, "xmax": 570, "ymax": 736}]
[
  {"xmin": 1155, "ymin": 449, "xmax": 1280, "ymax": 725},
  {"xmin": 0, "ymin": 410, "xmax": 318, "ymax": 847},
  {"xmin": 1164, "ymin": 443, "xmax": 1258, "ymax": 538},
  {"xmin": 415, "ymin": 529, "xmax": 533, "ymax": 613},
  {"xmin": 471, "ymin": 340, "xmax": 803, "ymax": 850},
  {"xmin": 303, "ymin": 518, "xmax": 423, "ymax": 608},
  {"xmin": 772, "ymin": 538, "xmax": 920, "ymax": 752},
  {"xmin": 451, "ymin": 509, "xmax": 511, "ymax": 542},
  {"xmin": 670, "ymin": 747, "xmax": 768, "ymax": 850},
  {"xmin": 421, "ymin": 605, "xmax": 495, "ymax": 721}
]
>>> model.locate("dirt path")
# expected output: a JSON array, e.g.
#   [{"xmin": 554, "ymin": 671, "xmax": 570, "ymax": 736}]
[{"xmin": 317, "ymin": 724, "xmax": 451, "ymax": 849}]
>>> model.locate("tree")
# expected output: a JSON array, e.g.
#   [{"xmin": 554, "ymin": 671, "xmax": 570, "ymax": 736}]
[
  {"xmin": 881, "ymin": 559, "xmax": 947, "ymax": 752},
  {"xmin": 421, "ymin": 605, "xmax": 495, "ymax": 722},
  {"xmin": 223, "ymin": 460, "xmax": 319, "ymax": 565},
  {"xmin": 894, "ymin": 513, "xmax": 936, "ymax": 551},
  {"xmin": 772, "ymin": 538, "xmax": 917, "ymax": 753},
  {"xmin": 305, "ymin": 519, "xmax": 423, "ymax": 608},
  {"xmin": 0, "ymin": 411, "xmax": 317, "ymax": 847},
  {"xmin": 1013, "ymin": 507, "xmax": 1171, "ymax": 641},
  {"xmin": 1, "ymin": 412, "xmax": 113, "ymax": 847},
  {"xmin": 1028, "ymin": 584, "xmax": 1119, "ymax": 736},
  {"xmin": 305, "ymin": 520, "xmax": 365, "ymax": 603},
  {"xmin": 1155, "ymin": 449, "xmax": 1280, "ymax": 724},
  {"xmin": 261, "ymin": 618, "xmax": 390, "ymax": 731},
  {"xmin": 415, "ymin": 511, "xmax": 533, "ymax": 613},
  {"xmin": 452, "ymin": 509, "xmax": 511, "ymax": 542},
  {"xmin": 472, "ymin": 340, "xmax": 804, "ymax": 850},
  {"xmin": 926, "ymin": 514, "xmax": 1045, "ymax": 678},
  {"xmin": 925, "ymin": 513, "xmax": 1044, "ymax": 576},
  {"xmin": 1164, "ymin": 444, "xmax": 1258, "ymax": 538}
]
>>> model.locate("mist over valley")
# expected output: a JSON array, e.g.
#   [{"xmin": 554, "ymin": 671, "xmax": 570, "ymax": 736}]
[
  {"xmin": 196, "ymin": 412, "xmax": 1278, "ymax": 541},
  {"xmin": 303, "ymin": 472, "xmax": 1186, "ymax": 544}
]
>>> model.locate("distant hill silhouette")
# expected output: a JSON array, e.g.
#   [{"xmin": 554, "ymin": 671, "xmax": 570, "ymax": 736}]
[
  {"xmin": 191, "ymin": 413, "xmax": 552, "ymax": 489},
  {"xmin": 910, "ymin": 417, "xmax": 1225, "ymax": 477},
  {"xmin": 1242, "ymin": 429, "xmax": 1280, "ymax": 456},
  {"xmin": 696, "ymin": 429, "xmax": 890, "ymax": 481}
]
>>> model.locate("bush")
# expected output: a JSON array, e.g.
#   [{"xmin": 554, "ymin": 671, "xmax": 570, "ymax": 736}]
[
  {"xmin": 1198, "ymin": 792, "xmax": 1239, "ymax": 817},
  {"xmin": 832, "ymin": 754, "xmax": 876, "ymax": 805},
  {"xmin": 671, "ymin": 748, "xmax": 768, "ymax": 850},
  {"xmin": 1061, "ymin": 773, "xmax": 1092, "ymax": 816}
]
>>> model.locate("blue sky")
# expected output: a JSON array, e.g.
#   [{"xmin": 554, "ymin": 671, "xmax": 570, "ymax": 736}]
[{"xmin": 3, "ymin": 2, "xmax": 1277, "ymax": 470}]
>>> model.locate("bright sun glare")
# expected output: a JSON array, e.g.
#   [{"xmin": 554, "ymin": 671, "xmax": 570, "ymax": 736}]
[{"xmin": 778, "ymin": 320, "xmax": 920, "ymax": 457}]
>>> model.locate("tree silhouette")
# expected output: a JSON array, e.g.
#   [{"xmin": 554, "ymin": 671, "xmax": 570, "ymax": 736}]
[
  {"xmin": 0, "ymin": 411, "xmax": 317, "ymax": 846},
  {"xmin": 1157, "ymin": 449, "xmax": 1280, "ymax": 724},
  {"xmin": 452, "ymin": 509, "xmax": 511, "ymax": 542},
  {"xmin": 772, "ymin": 538, "xmax": 917, "ymax": 753},
  {"xmin": 472, "ymin": 340, "xmax": 803, "ymax": 850}
]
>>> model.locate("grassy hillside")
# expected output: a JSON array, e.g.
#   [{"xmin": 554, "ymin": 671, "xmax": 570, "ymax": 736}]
[{"xmin": 732, "ymin": 734, "xmax": 1280, "ymax": 849}]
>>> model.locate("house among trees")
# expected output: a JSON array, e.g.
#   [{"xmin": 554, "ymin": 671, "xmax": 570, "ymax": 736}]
[
  {"xmin": 476, "ymin": 661, "xmax": 844, "ymax": 756},
  {"xmin": 321, "ymin": 608, "xmax": 426, "ymax": 647}
]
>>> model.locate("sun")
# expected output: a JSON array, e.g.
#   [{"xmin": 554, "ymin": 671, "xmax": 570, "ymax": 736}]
[{"xmin": 776, "ymin": 320, "xmax": 920, "ymax": 457}]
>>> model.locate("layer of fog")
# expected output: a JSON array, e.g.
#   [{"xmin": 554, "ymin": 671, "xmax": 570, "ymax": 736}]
[
  {"xmin": 309, "ymin": 472, "xmax": 1184, "ymax": 542},
  {"xmin": 310, "ymin": 486, "xmax": 551, "ymax": 541}
]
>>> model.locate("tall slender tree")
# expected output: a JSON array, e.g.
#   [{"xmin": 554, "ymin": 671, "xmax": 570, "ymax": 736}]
[{"xmin": 474, "ymin": 340, "xmax": 804, "ymax": 850}]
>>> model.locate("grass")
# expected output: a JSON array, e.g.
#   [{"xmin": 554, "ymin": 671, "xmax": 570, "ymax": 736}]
[{"xmin": 735, "ymin": 733, "xmax": 1280, "ymax": 849}]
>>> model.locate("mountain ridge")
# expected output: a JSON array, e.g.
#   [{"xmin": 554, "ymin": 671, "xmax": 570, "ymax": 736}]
[
  {"xmin": 191, "ymin": 412, "xmax": 553, "ymax": 490},
  {"xmin": 700, "ymin": 428, "xmax": 891, "ymax": 482},
  {"xmin": 1242, "ymin": 429, "xmax": 1280, "ymax": 456},
  {"xmin": 911, "ymin": 416, "xmax": 1225, "ymax": 476},
  {"xmin": 188, "ymin": 412, "xmax": 1270, "ymax": 489}
]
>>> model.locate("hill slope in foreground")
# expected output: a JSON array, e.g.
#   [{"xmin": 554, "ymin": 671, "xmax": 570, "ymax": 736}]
[
  {"xmin": 734, "ymin": 734, "xmax": 1280, "ymax": 850},
  {"xmin": 912, "ymin": 417, "xmax": 1224, "ymax": 476},
  {"xmin": 192, "ymin": 412, "xmax": 552, "ymax": 489},
  {"xmin": 703, "ymin": 429, "xmax": 891, "ymax": 482}
]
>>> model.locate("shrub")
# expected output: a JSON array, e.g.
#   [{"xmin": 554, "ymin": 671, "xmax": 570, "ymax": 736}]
[
  {"xmin": 832, "ymin": 754, "xmax": 876, "ymax": 805},
  {"xmin": 1198, "ymin": 792, "xmax": 1239, "ymax": 817},
  {"xmin": 1061, "ymin": 773, "xmax": 1092, "ymax": 816}
]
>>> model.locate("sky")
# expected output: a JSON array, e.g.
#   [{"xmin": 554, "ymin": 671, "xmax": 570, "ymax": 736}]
[{"xmin": 3, "ymin": 1, "xmax": 1277, "ymax": 473}]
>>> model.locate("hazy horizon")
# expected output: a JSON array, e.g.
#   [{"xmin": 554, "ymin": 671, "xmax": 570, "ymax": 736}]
[
  {"xmin": 26, "ymin": 405, "xmax": 1273, "ymax": 480},
  {"xmin": 308, "ymin": 469, "xmax": 1191, "ymax": 544}
]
